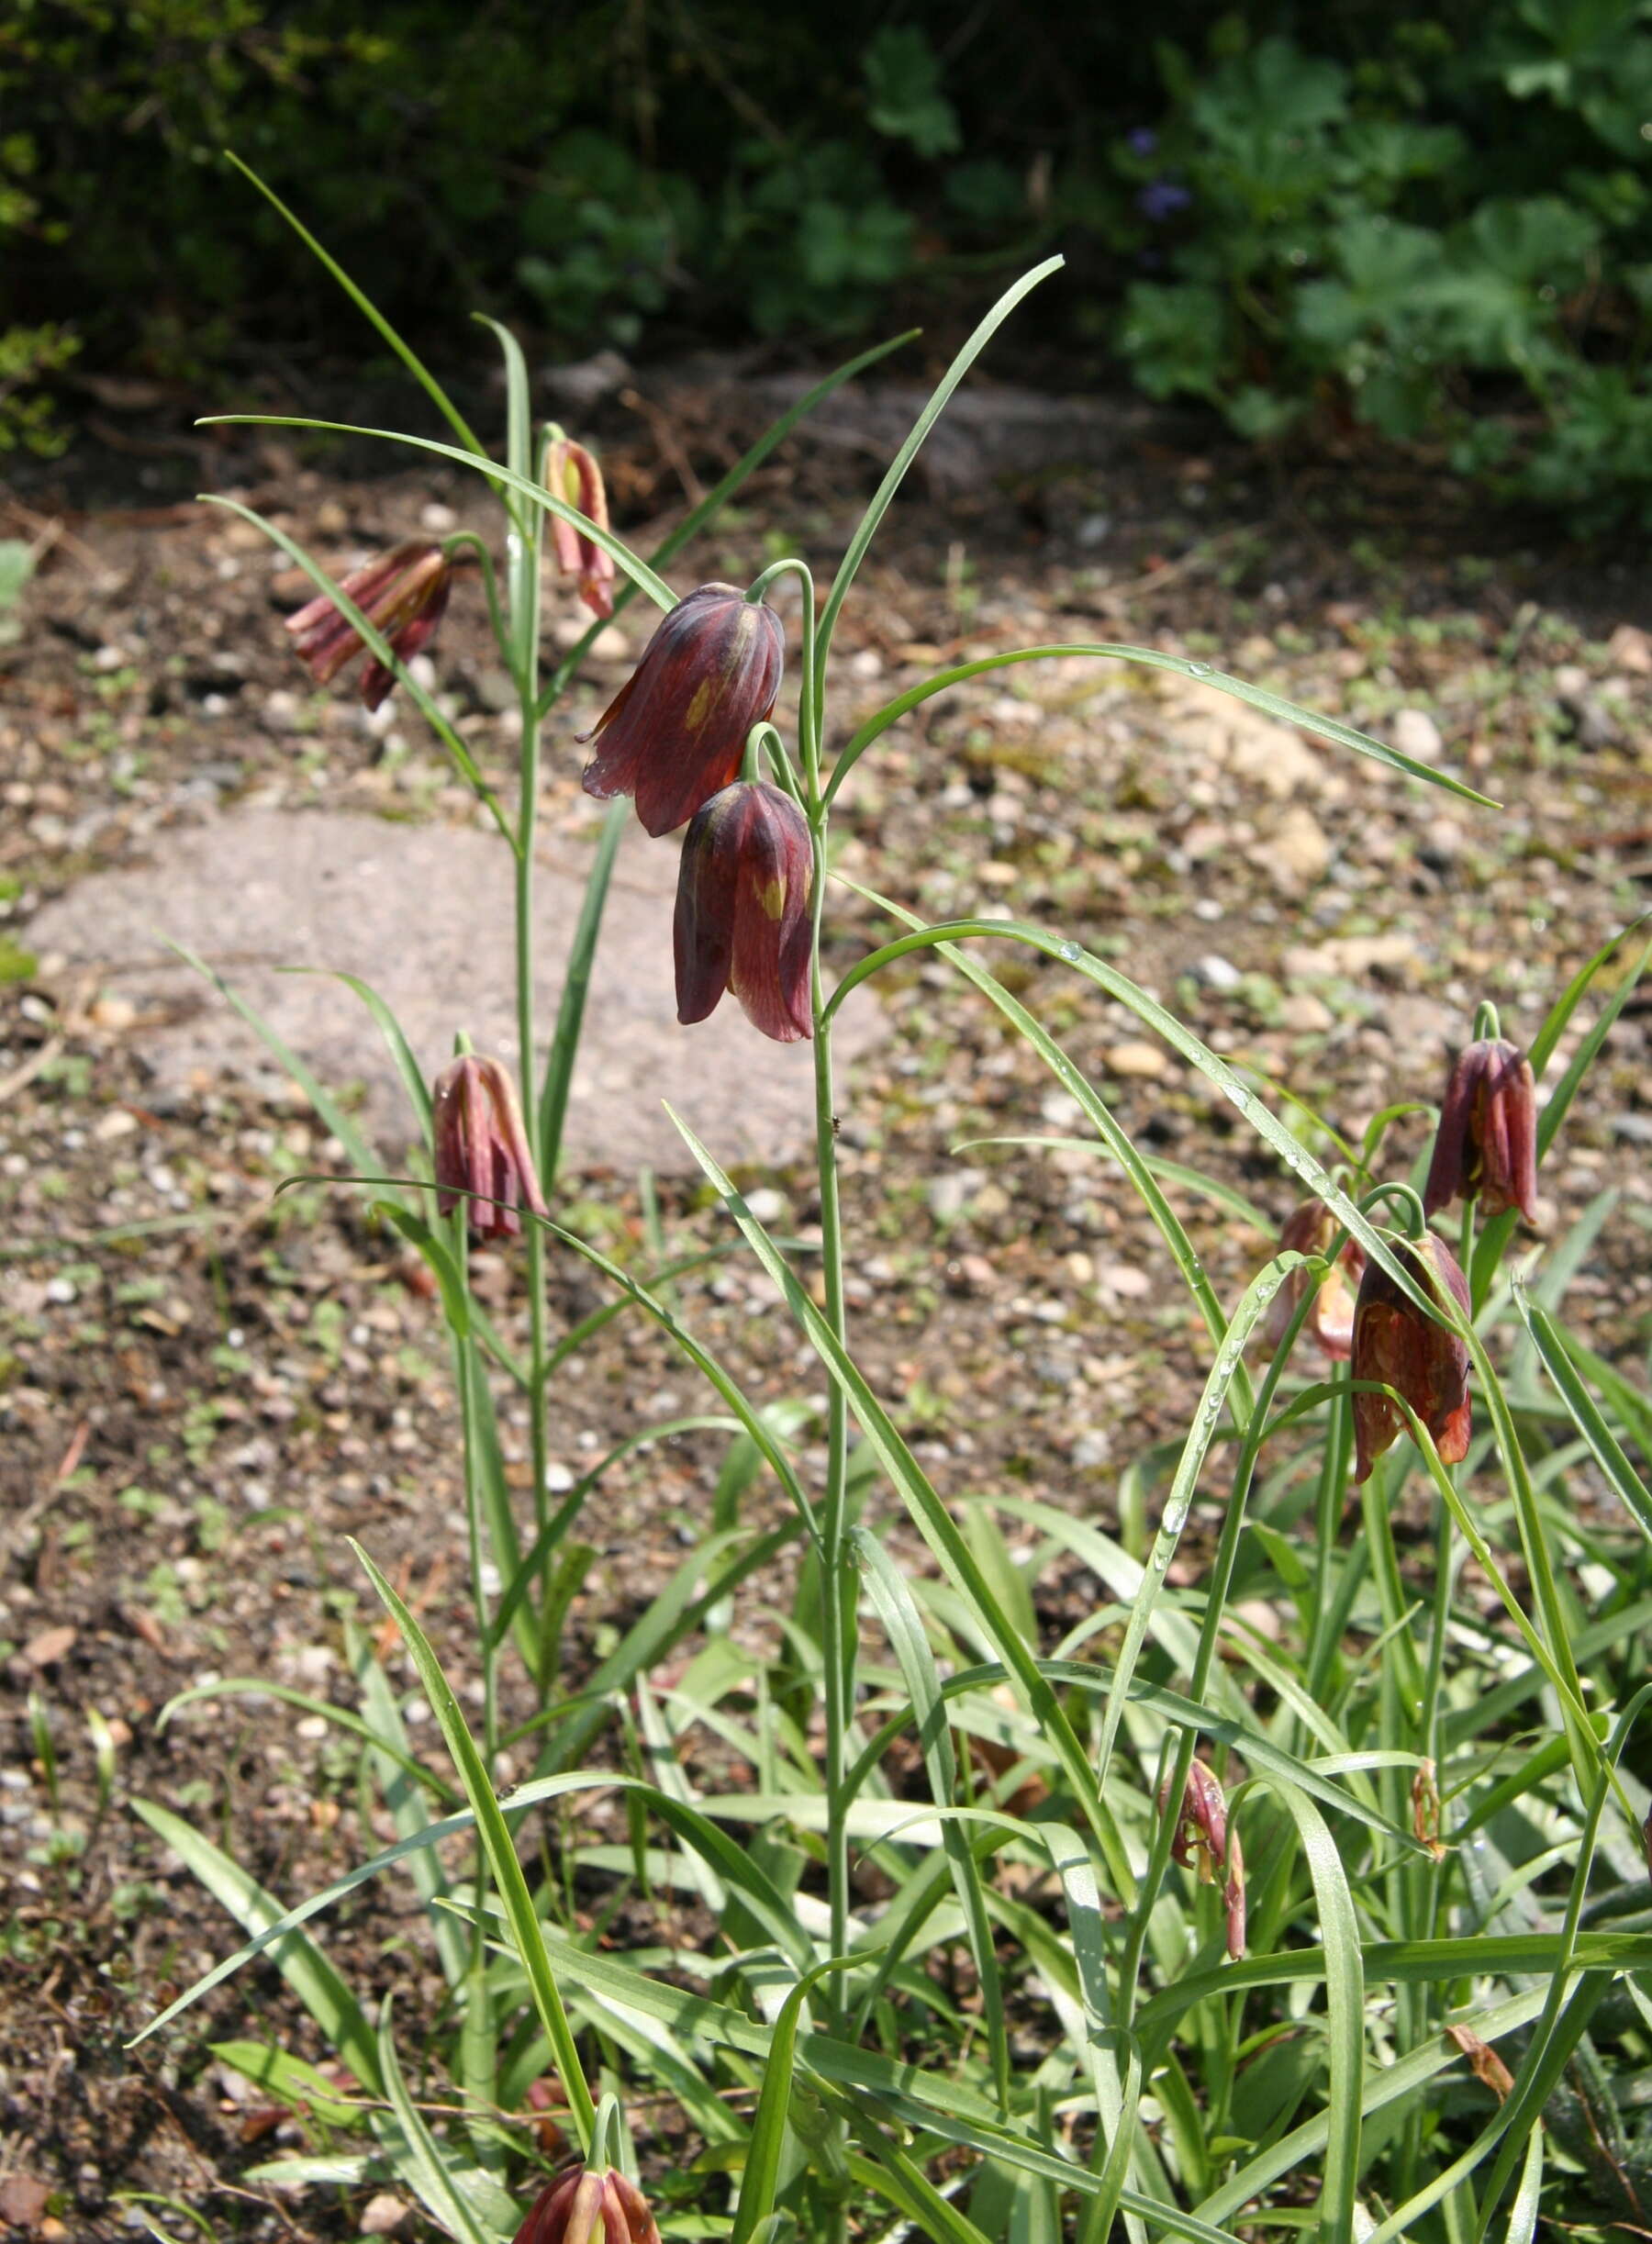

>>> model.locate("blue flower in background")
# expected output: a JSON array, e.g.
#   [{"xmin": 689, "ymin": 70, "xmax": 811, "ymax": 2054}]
[{"xmin": 1137, "ymin": 177, "xmax": 1191, "ymax": 221}]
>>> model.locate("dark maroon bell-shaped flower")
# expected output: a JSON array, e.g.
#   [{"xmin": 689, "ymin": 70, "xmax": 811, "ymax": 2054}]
[
  {"xmin": 1159, "ymin": 1759, "xmax": 1245, "ymax": 1960},
  {"xmin": 431, "ymin": 1055, "xmax": 547, "ymax": 1241},
  {"xmin": 675, "ymin": 781, "xmax": 812, "ymax": 1044},
  {"xmin": 514, "ymin": 2164, "xmax": 660, "ymax": 2244},
  {"xmin": 285, "ymin": 541, "xmax": 452, "ymax": 711},
  {"xmin": 1351, "ymin": 1232, "xmax": 1473, "ymax": 1482},
  {"xmin": 1423, "ymin": 1038, "xmax": 1539, "ymax": 1225},
  {"xmin": 1265, "ymin": 1199, "xmax": 1367, "ymax": 1362},
  {"xmin": 545, "ymin": 438, "xmax": 614, "ymax": 621},
  {"xmin": 579, "ymin": 584, "xmax": 785, "ymax": 836}
]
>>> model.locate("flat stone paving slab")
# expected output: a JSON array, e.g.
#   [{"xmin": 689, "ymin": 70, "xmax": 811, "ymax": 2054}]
[{"xmin": 26, "ymin": 807, "xmax": 885, "ymax": 1174}]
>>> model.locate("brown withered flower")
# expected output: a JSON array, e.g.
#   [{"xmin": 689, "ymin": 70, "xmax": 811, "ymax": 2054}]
[
  {"xmin": 514, "ymin": 2164, "xmax": 661, "ymax": 2244},
  {"xmin": 579, "ymin": 583, "xmax": 785, "ymax": 836},
  {"xmin": 1264, "ymin": 1199, "xmax": 1367, "ymax": 1361},
  {"xmin": 1159, "ymin": 1759, "xmax": 1245, "ymax": 1959},
  {"xmin": 1351, "ymin": 1233, "xmax": 1473, "ymax": 1482},
  {"xmin": 545, "ymin": 438, "xmax": 615, "ymax": 620},
  {"xmin": 431, "ymin": 1055, "xmax": 547, "ymax": 1241},
  {"xmin": 1423, "ymin": 1037, "xmax": 1539, "ymax": 1225},
  {"xmin": 674, "ymin": 780, "xmax": 813, "ymax": 1043},
  {"xmin": 285, "ymin": 541, "xmax": 452, "ymax": 711}
]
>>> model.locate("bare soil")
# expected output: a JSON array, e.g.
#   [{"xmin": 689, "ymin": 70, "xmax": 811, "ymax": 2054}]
[{"xmin": 1, "ymin": 375, "xmax": 1649, "ymax": 2239}]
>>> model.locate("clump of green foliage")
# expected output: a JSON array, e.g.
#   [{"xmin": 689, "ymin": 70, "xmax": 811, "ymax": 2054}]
[
  {"xmin": 6, "ymin": 1, "xmax": 1649, "ymax": 523},
  {"xmin": 1116, "ymin": 7, "xmax": 1652, "ymax": 526}
]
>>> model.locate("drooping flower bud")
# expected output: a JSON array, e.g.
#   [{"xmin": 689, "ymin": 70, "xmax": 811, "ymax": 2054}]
[
  {"xmin": 431, "ymin": 1055, "xmax": 547, "ymax": 1241},
  {"xmin": 513, "ymin": 2165, "xmax": 661, "ymax": 2244},
  {"xmin": 1159, "ymin": 1759, "xmax": 1245, "ymax": 1959},
  {"xmin": 579, "ymin": 584, "xmax": 786, "ymax": 836},
  {"xmin": 674, "ymin": 781, "xmax": 813, "ymax": 1044},
  {"xmin": 1264, "ymin": 1199, "xmax": 1367, "ymax": 1361},
  {"xmin": 285, "ymin": 541, "xmax": 452, "ymax": 711},
  {"xmin": 545, "ymin": 439, "xmax": 615, "ymax": 620},
  {"xmin": 1351, "ymin": 1232, "xmax": 1473, "ymax": 1482},
  {"xmin": 1422, "ymin": 1038, "xmax": 1539, "ymax": 1225}
]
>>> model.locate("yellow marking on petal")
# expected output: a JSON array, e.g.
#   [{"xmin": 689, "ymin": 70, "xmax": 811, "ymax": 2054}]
[
  {"xmin": 685, "ymin": 678, "xmax": 716, "ymax": 731},
  {"xmin": 755, "ymin": 876, "xmax": 787, "ymax": 920}
]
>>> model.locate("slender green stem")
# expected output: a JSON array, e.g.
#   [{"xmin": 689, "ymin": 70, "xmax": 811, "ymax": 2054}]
[
  {"xmin": 747, "ymin": 558, "xmax": 820, "ymax": 795},
  {"xmin": 1114, "ymin": 1274, "xmax": 1314, "ymax": 2026},
  {"xmin": 1358, "ymin": 1181, "xmax": 1428, "ymax": 1239},
  {"xmin": 452, "ymin": 1222, "xmax": 498, "ymax": 1764},
  {"xmin": 444, "ymin": 530, "xmax": 509, "ymax": 654},
  {"xmin": 505, "ymin": 448, "xmax": 553, "ymax": 1659}
]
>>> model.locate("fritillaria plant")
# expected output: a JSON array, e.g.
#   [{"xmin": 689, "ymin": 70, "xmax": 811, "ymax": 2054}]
[{"xmin": 128, "ymin": 150, "xmax": 1640, "ymax": 2244}]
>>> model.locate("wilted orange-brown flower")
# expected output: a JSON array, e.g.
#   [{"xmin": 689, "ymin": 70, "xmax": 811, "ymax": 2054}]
[
  {"xmin": 1423, "ymin": 1037, "xmax": 1539, "ymax": 1225},
  {"xmin": 546, "ymin": 438, "xmax": 615, "ymax": 620},
  {"xmin": 1159, "ymin": 1759, "xmax": 1245, "ymax": 1959},
  {"xmin": 284, "ymin": 541, "xmax": 452, "ymax": 710},
  {"xmin": 1265, "ymin": 1199, "xmax": 1367, "ymax": 1361},
  {"xmin": 1351, "ymin": 1233, "xmax": 1473, "ymax": 1482}
]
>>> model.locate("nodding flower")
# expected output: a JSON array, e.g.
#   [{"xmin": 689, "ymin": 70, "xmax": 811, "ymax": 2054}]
[
  {"xmin": 674, "ymin": 780, "xmax": 813, "ymax": 1044},
  {"xmin": 1423, "ymin": 1037, "xmax": 1539, "ymax": 1226},
  {"xmin": 284, "ymin": 541, "xmax": 452, "ymax": 711},
  {"xmin": 1351, "ymin": 1232, "xmax": 1473, "ymax": 1482},
  {"xmin": 1159, "ymin": 1759, "xmax": 1245, "ymax": 1960},
  {"xmin": 1265, "ymin": 1199, "xmax": 1367, "ymax": 1361},
  {"xmin": 579, "ymin": 583, "xmax": 785, "ymax": 836},
  {"xmin": 513, "ymin": 2165, "xmax": 661, "ymax": 2244},
  {"xmin": 430, "ymin": 1055, "xmax": 547, "ymax": 1242},
  {"xmin": 545, "ymin": 438, "xmax": 615, "ymax": 621}
]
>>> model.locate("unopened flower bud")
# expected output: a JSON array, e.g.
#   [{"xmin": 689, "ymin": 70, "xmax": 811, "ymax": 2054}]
[
  {"xmin": 1423, "ymin": 1037, "xmax": 1538, "ymax": 1225},
  {"xmin": 579, "ymin": 583, "xmax": 786, "ymax": 836},
  {"xmin": 1265, "ymin": 1200, "xmax": 1367, "ymax": 1361},
  {"xmin": 1351, "ymin": 1233, "xmax": 1472, "ymax": 1482},
  {"xmin": 675, "ymin": 780, "xmax": 813, "ymax": 1043},
  {"xmin": 285, "ymin": 541, "xmax": 452, "ymax": 710},
  {"xmin": 514, "ymin": 2165, "xmax": 660, "ymax": 2244},
  {"xmin": 1159, "ymin": 1759, "xmax": 1245, "ymax": 1959},
  {"xmin": 546, "ymin": 439, "xmax": 615, "ymax": 620},
  {"xmin": 431, "ymin": 1055, "xmax": 547, "ymax": 1241}
]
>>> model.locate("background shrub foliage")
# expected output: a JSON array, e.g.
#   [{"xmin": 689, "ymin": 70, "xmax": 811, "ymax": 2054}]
[{"xmin": 4, "ymin": 0, "xmax": 1650, "ymax": 520}]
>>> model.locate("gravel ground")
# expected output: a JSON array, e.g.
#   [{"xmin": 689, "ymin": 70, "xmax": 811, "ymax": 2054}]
[{"xmin": 0, "ymin": 379, "xmax": 1648, "ymax": 2238}]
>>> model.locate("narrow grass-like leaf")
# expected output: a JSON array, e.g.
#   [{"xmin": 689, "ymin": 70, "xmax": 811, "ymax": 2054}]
[
  {"xmin": 351, "ymin": 1540, "xmax": 597, "ymax": 2149},
  {"xmin": 1515, "ymin": 1287, "xmax": 1652, "ymax": 1536},
  {"xmin": 198, "ymin": 420, "xmax": 675, "ymax": 611},
  {"xmin": 539, "ymin": 797, "xmax": 626, "ymax": 1178},
  {"xmin": 166, "ymin": 937, "xmax": 385, "ymax": 1189},
  {"xmin": 221, "ymin": 154, "xmax": 487, "ymax": 461},
  {"xmin": 1096, "ymin": 1254, "xmax": 1301, "ymax": 1790},
  {"xmin": 159, "ymin": 1678, "xmax": 457, "ymax": 1805},
  {"xmin": 1193, "ymin": 1987, "xmax": 1551, "ymax": 2225},
  {"xmin": 956, "ymin": 1135, "xmax": 1276, "ymax": 1232},
  {"xmin": 286, "ymin": 967, "xmax": 434, "ymax": 1146},
  {"xmin": 663, "ymin": 1103, "xmax": 1131, "ymax": 1894},
  {"xmin": 853, "ymin": 1524, "xmax": 1011, "ymax": 2113},
  {"xmin": 195, "ymin": 497, "xmax": 511, "ymax": 829},
  {"xmin": 814, "ymin": 259, "xmax": 1064, "ymax": 675},
  {"xmin": 731, "ymin": 1957, "xmax": 858, "ymax": 2244},
  {"xmin": 532, "ymin": 327, "xmax": 918, "ymax": 721},
  {"xmin": 132, "ymin": 1801, "xmax": 383, "ymax": 2093},
  {"xmin": 350, "ymin": 1625, "xmax": 470, "ymax": 1990},
  {"xmin": 827, "ymin": 900, "xmax": 1446, "ymax": 1326},
  {"xmin": 823, "ymin": 643, "xmax": 1495, "ymax": 809},
  {"xmin": 209, "ymin": 2039, "xmax": 363, "ymax": 2128},
  {"xmin": 374, "ymin": 2000, "xmax": 497, "ymax": 2244}
]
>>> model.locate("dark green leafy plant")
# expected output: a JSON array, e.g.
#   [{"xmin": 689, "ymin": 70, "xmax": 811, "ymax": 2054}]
[{"xmin": 1118, "ymin": 10, "xmax": 1652, "ymax": 524}]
